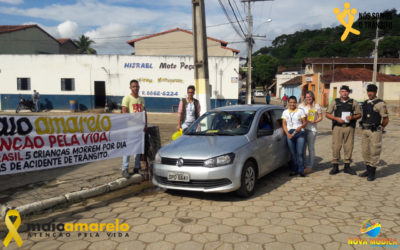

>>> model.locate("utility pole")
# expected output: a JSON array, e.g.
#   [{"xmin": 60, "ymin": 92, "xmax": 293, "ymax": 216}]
[
  {"xmin": 241, "ymin": 0, "xmax": 272, "ymax": 104},
  {"xmin": 372, "ymin": 18, "xmax": 380, "ymax": 85},
  {"xmin": 192, "ymin": 0, "xmax": 210, "ymax": 113}
]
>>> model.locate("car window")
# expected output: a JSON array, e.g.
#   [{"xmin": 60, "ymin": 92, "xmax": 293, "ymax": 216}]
[
  {"xmin": 271, "ymin": 109, "xmax": 284, "ymax": 128},
  {"xmin": 185, "ymin": 111, "xmax": 256, "ymax": 136},
  {"xmin": 257, "ymin": 111, "xmax": 273, "ymax": 131}
]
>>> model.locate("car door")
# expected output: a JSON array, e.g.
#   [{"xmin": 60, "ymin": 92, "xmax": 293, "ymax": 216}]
[
  {"xmin": 270, "ymin": 109, "xmax": 289, "ymax": 168},
  {"xmin": 254, "ymin": 110, "xmax": 278, "ymax": 176}
]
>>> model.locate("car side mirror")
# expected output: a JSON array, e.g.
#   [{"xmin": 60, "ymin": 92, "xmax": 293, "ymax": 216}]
[{"xmin": 257, "ymin": 129, "xmax": 273, "ymax": 137}]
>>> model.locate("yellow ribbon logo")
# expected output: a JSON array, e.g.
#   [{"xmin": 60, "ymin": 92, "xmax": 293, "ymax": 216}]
[
  {"xmin": 3, "ymin": 210, "xmax": 23, "ymax": 248},
  {"xmin": 334, "ymin": 2, "xmax": 360, "ymax": 41}
]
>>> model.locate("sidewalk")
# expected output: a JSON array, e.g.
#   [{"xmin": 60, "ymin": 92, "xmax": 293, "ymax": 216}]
[{"xmin": 0, "ymin": 113, "xmax": 177, "ymax": 213}]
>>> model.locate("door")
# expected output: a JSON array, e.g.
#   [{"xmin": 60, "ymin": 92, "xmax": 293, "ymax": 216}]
[
  {"xmin": 254, "ymin": 111, "xmax": 276, "ymax": 176},
  {"xmin": 94, "ymin": 81, "xmax": 106, "ymax": 108},
  {"xmin": 270, "ymin": 109, "xmax": 288, "ymax": 167}
]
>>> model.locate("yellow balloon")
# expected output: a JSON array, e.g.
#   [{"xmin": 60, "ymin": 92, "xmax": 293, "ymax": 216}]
[{"xmin": 172, "ymin": 129, "xmax": 182, "ymax": 140}]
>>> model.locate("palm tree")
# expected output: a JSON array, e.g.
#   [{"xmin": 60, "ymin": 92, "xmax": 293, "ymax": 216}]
[{"xmin": 74, "ymin": 35, "xmax": 97, "ymax": 54}]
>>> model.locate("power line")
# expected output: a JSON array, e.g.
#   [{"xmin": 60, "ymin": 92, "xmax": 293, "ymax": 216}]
[
  {"xmin": 232, "ymin": 0, "xmax": 248, "ymax": 33},
  {"xmin": 228, "ymin": 0, "xmax": 247, "ymax": 38},
  {"xmin": 218, "ymin": 0, "xmax": 246, "ymax": 40}
]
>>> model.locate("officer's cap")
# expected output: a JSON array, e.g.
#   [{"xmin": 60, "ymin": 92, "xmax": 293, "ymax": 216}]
[
  {"xmin": 340, "ymin": 85, "xmax": 350, "ymax": 92},
  {"xmin": 367, "ymin": 84, "xmax": 378, "ymax": 92}
]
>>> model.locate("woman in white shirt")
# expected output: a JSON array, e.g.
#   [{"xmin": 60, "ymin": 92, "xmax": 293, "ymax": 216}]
[
  {"xmin": 282, "ymin": 96, "xmax": 307, "ymax": 177},
  {"xmin": 299, "ymin": 91, "xmax": 323, "ymax": 174}
]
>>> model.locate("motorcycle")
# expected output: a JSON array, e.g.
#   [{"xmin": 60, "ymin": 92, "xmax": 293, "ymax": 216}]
[
  {"xmin": 104, "ymin": 98, "xmax": 120, "ymax": 113},
  {"xmin": 16, "ymin": 95, "xmax": 35, "ymax": 113}
]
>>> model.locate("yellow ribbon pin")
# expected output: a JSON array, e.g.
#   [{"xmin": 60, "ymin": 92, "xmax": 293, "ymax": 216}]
[{"xmin": 3, "ymin": 210, "xmax": 23, "ymax": 248}]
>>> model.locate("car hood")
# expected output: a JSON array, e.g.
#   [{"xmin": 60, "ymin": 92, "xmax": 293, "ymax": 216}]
[{"xmin": 159, "ymin": 135, "xmax": 249, "ymax": 159}]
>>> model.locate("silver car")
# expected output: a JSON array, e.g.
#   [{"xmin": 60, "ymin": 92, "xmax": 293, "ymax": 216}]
[{"xmin": 152, "ymin": 105, "xmax": 290, "ymax": 197}]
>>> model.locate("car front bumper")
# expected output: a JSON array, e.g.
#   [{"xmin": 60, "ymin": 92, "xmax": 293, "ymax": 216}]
[{"xmin": 152, "ymin": 163, "xmax": 241, "ymax": 193}]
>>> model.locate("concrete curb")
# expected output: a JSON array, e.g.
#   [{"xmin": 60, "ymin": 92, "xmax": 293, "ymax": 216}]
[{"xmin": 0, "ymin": 175, "xmax": 143, "ymax": 218}]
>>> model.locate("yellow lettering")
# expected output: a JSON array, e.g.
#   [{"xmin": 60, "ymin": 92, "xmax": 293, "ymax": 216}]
[
  {"xmin": 75, "ymin": 223, "xmax": 88, "ymax": 231},
  {"xmin": 101, "ymin": 116, "xmax": 112, "ymax": 131},
  {"xmin": 87, "ymin": 117, "xmax": 96, "ymax": 132},
  {"xmin": 64, "ymin": 223, "xmax": 73, "ymax": 231},
  {"xmin": 34, "ymin": 117, "xmax": 50, "ymax": 134},
  {"xmin": 120, "ymin": 223, "xmax": 129, "ymax": 232},
  {"xmin": 100, "ymin": 223, "xmax": 106, "ymax": 231},
  {"xmin": 89, "ymin": 223, "xmax": 98, "ymax": 231},
  {"xmin": 51, "ymin": 117, "xmax": 67, "ymax": 133},
  {"xmin": 66, "ymin": 117, "xmax": 79, "ymax": 133},
  {"xmin": 106, "ymin": 223, "xmax": 114, "ymax": 231},
  {"xmin": 115, "ymin": 219, "xmax": 119, "ymax": 231}
]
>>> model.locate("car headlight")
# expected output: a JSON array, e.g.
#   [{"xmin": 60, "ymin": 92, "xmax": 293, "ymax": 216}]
[
  {"xmin": 204, "ymin": 153, "xmax": 235, "ymax": 168},
  {"xmin": 155, "ymin": 152, "xmax": 161, "ymax": 164}
]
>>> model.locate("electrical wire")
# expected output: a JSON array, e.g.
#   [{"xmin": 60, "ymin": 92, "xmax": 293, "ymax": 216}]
[
  {"xmin": 227, "ymin": 0, "xmax": 247, "ymax": 38},
  {"xmin": 218, "ymin": 0, "xmax": 246, "ymax": 40}
]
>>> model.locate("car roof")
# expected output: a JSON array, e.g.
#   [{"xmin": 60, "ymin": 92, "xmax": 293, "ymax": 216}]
[{"xmin": 213, "ymin": 104, "xmax": 284, "ymax": 112}]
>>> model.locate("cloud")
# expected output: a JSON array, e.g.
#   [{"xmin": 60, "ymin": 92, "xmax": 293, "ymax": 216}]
[
  {"xmin": 84, "ymin": 23, "xmax": 134, "ymax": 54},
  {"xmin": 0, "ymin": 0, "xmax": 23, "ymax": 5},
  {"xmin": 57, "ymin": 20, "xmax": 79, "ymax": 39}
]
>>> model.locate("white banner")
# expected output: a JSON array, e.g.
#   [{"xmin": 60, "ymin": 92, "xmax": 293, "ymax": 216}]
[{"xmin": 0, "ymin": 113, "xmax": 145, "ymax": 175}]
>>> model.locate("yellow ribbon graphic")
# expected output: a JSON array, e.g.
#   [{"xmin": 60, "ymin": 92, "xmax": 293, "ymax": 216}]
[
  {"xmin": 3, "ymin": 210, "xmax": 23, "ymax": 248},
  {"xmin": 334, "ymin": 2, "xmax": 360, "ymax": 41}
]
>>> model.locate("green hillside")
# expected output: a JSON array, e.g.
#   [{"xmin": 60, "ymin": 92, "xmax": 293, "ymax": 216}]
[{"xmin": 254, "ymin": 9, "xmax": 400, "ymax": 67}]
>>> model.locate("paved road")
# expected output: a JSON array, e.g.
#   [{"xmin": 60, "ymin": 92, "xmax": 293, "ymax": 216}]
[{"xmin": 3, "ymin": 104, "xmax": 400, "ymax": 250}]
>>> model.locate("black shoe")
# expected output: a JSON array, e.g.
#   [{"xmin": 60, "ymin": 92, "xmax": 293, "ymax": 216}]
[
  {"xmin": 289, "ymin": 172, "xmax": 297, "ymax": 176},
  {"xmin": 343, "ymin": 163, "xmax": 357, "ymax": 175},
  {"xmin": 367, "ymin": 167, "xmax": 376, "ymax": 181},
  {"xmin": 299, "ymin": 172, "xmax": 306, "ymax": 177},
  {"xmin": 329, "ymin": 164, "xmax": 339, "ymax": 175},
  {"xmin": 122, "ymin": 170, "xmax": 131, "ymax": 179},
  {"xmin": 359, "ymin": 165, "xmax": 370, "ymax": 177},
  {"xmin": 133, "ymin": 168, "xmax": 139, "ymax": 174}
]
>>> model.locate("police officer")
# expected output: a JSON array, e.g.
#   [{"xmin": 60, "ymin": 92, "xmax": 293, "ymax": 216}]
[
  {"xmin": 326, "ymin": 85, "xmax": 361, "ymax": 175},
  {"xmin": 359, "ymin": 84, "xmax": 389, "ymax": 181}
]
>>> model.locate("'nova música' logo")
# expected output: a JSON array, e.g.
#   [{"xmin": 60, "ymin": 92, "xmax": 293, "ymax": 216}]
[{"xmin": 334, "ymin": 2, "xmax": 360, "ymax": 41}]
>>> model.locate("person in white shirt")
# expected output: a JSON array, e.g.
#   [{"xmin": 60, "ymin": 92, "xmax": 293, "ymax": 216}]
[
  {"xmin": 282, "ymin": 96, "xmax": 307, "ymax": 177},
  {"xmin": 177, "ymin": 85, "xmax": 201, "ymax": 131},
  {"xmin": 299, "ymin": 91, "xmax": 323, "ymax": 174}
]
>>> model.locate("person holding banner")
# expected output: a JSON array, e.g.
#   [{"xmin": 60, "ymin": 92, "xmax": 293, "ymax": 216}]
[
  {"xmin": 299, "ymin": 91, "xmax": 323, "ymax": 174},
  {"xmin": 121, "ymin": 79, "xmax": 147, "ymax": 178}
]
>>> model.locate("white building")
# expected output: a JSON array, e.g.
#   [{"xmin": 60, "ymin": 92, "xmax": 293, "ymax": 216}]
[
  {"xmin": 275, "ymin": 68, "xmax": 302, "ymax": 99},
  {"xmin": 0, "ymin": 55, "xmax": 239, "ymax": 112}
]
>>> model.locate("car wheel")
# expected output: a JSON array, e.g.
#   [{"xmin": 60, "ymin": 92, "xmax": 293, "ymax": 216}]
[{"xmin": 236, "ymin": 161, "xmax": 257, "ymax": 197}]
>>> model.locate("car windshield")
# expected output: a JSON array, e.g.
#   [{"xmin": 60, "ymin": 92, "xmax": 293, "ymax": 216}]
[{"xmin": 185, "ymin": 111, "xmax": 256, "ymax": 136}]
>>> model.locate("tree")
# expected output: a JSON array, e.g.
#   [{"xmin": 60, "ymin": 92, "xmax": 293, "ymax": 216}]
[
  {"xmin": 74, "ymin": 35, "xmax": 97, "ymax": 54},
  {"xmin": 378, "ymin": 36, "xmax": 400, "ymax": 58},
  {"xmin": 252, "ymin": 55, "xmax": 279, "ymax": 87}
]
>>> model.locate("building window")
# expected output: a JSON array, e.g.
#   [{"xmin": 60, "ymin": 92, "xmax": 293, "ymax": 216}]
[
  {"xmin": 17, "ymin": 78, "xmax": 31, "ymax": 90},
  {"xmin": 61, "ymin": 78, "xmax": 75, "ymax": 91}
]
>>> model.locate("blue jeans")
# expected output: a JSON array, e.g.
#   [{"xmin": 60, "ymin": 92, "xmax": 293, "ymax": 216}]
[
  {"xmin": 303, "ymin": 130, "xmax": 317, "ymax": 169},
  {"xmin": 122, "ymin": 154, "xmax": 141, "ymax": 171},
  {"xmin": 286, "ymin": 132, "xmax": 305, "ymax": 173},
  {"xmin": 34, "ymin": 100, "xmax": 40, "ymax": 112}
]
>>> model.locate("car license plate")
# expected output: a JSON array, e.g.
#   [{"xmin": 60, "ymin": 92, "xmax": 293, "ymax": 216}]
[{"xmin": 168, "ymin": 172, "xmax": 190, "ymax": 182}]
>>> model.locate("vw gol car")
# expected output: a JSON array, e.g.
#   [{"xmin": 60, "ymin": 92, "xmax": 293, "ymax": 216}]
[{"xmin": 152, "ymin": 105, "xmax": 290, "ymax": 197}]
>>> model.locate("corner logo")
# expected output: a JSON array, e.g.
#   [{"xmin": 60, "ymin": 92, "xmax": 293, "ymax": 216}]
[
  {"xmin": 360, "ymin": 219, "xmax": 381, "ymax": 238},
  {"xmin": 333, "ymin": 2, "xmax": 360, "ymax": 41},
  {"xmin": 3, "ymin": 210, "xmax": 23, "ymax": 248},
  {"xmin": 348, "ymin": 219, "xmax": 398, "ymax": 248}
]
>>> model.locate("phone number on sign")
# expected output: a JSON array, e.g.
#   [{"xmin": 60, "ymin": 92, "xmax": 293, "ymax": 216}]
[{"xmin": 141, "ymin": 91, "xmax": 178, "ymax": 96}]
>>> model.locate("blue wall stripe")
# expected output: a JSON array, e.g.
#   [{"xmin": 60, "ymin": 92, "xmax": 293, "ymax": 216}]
[{"xmin": 1, "ymin": 94, "xmax": 238, "ymax": 113}]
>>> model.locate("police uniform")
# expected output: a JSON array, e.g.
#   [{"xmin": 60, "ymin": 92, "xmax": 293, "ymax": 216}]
[
  {"xmin": 359, "ymin": 85, "xmax": 389, "ymax": 181},
  {"xmin": 326, "ymin": 89, "xmax": 361, "ymax": 174}
]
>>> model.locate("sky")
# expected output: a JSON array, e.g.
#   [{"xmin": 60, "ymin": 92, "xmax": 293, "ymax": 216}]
[{"xmin": 0, "ymin": 0, "xmax": 397, "ymax": 55}]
